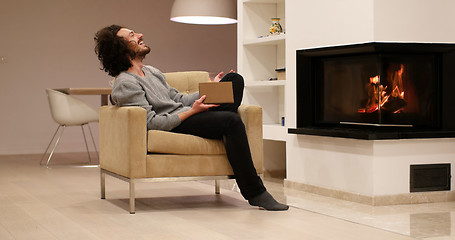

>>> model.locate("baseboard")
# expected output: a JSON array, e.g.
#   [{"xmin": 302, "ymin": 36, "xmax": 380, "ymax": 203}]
[
  {"xmin": 284, "ymin": 179, "xmax": 455, "ymax": 206},
  {"xmin": 263, "ymin": 169, "xmax": 286, "ymax": 179}
]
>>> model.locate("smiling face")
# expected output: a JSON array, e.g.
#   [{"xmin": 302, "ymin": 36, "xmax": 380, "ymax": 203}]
[{"xmin": 116, "ymin": 28, "xmax": 151, "ymax": 58}]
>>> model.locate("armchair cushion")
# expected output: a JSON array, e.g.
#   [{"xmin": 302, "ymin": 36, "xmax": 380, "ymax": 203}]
[
  {"xmin": 147, "ymin": 130, "xmax": 226, "ymax": 155},
  {"xmin": 146, "ymin": 155, "xmax": 233, "ymax": 178}
]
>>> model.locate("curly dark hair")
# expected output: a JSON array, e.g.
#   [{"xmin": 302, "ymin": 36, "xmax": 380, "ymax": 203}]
[{"xmin": 94, "ymin": 25, "xmax": 135, "ymax": 77}]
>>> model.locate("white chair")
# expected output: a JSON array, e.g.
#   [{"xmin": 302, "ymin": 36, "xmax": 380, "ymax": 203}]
[{"xmin": 40, "ymin": 89, "xmax": 99, "ymax": 167}]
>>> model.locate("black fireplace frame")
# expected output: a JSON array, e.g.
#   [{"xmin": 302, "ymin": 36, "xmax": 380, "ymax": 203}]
[{"xmin": 289, "ymin": 42, "xmax": 455, "ymax": 140}]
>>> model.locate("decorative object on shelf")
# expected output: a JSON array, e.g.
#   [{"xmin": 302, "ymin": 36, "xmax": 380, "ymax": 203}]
[
  {"xmin": 275, "ymin": 68, "xmax": 286, "ymax": 80},
  {"xmin": 170, "ymin": 0, "xmax": 237, "ymax": 25},
  {"xmin": 269, "ymin": 18, "xmax": 283, "ymax": 35}
]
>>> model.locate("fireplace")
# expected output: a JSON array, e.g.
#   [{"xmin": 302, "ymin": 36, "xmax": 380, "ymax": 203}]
[{"xmin": 289, "ymin": 42, "xmax": 455, "ymax": 139}]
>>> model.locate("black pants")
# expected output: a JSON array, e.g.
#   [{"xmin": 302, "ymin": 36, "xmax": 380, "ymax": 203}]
[{"xmin": 171, "ymin": 73, "xmax": 266, "ymax": 200}]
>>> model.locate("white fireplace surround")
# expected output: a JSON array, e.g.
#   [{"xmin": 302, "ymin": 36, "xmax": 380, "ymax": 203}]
[
  {"xmin": 285, "ymin": 135, "xmax": 455, "ymax": 205},
  {"xmin": 284, "ymin": 0, "xmax": 455, "ymax": 204}
]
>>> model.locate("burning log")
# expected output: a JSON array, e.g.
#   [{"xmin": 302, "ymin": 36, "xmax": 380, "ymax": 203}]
[
  {"xmin": 358, "ymin": 75, "xmax": 387, "ymax": 113},
  {"xmin": 382, "ymin": 97, "xmax": 407, "ymax": 113},
  {"xmin": 358, "ymin": 64, "xmax": 407, "ymax": 114}
]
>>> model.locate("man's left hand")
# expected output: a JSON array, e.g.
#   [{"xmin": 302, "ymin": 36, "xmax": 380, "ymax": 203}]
[{"xmin": 213, "ymin": 70, "xmax": 235, "ymax": 82}]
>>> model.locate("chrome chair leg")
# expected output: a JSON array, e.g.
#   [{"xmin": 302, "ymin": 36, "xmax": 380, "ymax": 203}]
[
  {"xmin": 40, "ymin": 125, "xmax": 61, "ymax": 165},
  {"xmin": 81, "ymin": 124, "xmax": 92, "ymax": 164},
  {"xmin": 215, "ymin": 179, "xmax": 220, "ymax": 194},
  {"xmin": 129, "ymin": 180, "xmax": 136, "ymax": 214},
  {"xmin": 100, "ymin": 170, "xmax": 106, "ymax": 199},
  {"xmin": 87, "ymin": 123, "xmax": 99, "ymax": 161},
  {"xmin": 42, "ymin": 125, "xmax": 66, "ymax": 167}
]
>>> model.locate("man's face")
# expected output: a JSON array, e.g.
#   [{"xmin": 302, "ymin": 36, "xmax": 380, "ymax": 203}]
[{"xmin": 117, "ymin": 28, "xmax": 151, "ymax": 58}]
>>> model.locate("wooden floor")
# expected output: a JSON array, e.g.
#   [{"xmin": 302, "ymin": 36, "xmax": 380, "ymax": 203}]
[{"xmin": 0, "ymin": 153, "xmax": 417, "ymax": 240}]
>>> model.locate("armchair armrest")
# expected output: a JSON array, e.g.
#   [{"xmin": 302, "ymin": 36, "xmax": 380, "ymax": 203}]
[
  {"xmin": 99, "ymin": 106, "xmax": 147, "ymax": 178},
  {"xmin": 238, "ymin": 105, "xmax": 264, "ymax": 173}
]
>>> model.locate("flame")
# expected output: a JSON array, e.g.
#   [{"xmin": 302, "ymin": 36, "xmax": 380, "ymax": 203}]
[
  {"xmin": 370, "ymin": 75, "xmax": 379, "ymax": 84},
  {"xmin": 358, "ymin": 64, "xmax": 407, "ymax": 113}
]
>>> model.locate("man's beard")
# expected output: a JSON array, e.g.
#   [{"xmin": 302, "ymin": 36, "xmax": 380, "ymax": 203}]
[
  {"xmin": 128, "ymin": 40, "xmax": 151, "ymax": 59},
  {"xmin": 136, "ymin": 46, "xmax": 151, "ymax": 58}
]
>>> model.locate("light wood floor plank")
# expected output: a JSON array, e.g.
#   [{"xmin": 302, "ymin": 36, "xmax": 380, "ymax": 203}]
[
  {"xmin": 0, "ymin": 223, "xmax": 14, "ymax": 240},
  {"xmin": 0, "ymin": 153, "xmax": 420, "ymax": 240},
  {"xmin": 0, "ymin": 193, "xmax": 58, "ymax": 239}
]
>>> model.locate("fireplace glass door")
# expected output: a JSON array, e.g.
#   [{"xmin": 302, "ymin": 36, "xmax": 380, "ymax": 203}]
[{"xmin": 315, "ymin": 53, "xmax": 439, "ymax": 128}]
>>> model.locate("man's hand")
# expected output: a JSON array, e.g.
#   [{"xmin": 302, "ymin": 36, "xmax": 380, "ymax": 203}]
[
  {"xmin": 213, "ymin": 69, "xmax": 235, "ymax": 82},
  {"xmin": 177, "ymin": 95, "xmax": 219, "ymax": 122},
  {"xmin": 192, "ymin": 95, "xmax": 219, "ymax": 112}
]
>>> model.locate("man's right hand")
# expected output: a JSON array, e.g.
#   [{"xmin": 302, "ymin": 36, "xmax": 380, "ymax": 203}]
[
  {"xmin": 178, "ymin": 95, "xmax": 219, "ymax": 122},
  {"xmin": 192, "ymin": 95, "xmax": 219, "ymax": 112}
]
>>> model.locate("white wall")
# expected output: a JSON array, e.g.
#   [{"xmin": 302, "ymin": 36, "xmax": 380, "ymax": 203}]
[
  {"xmin": 285, "ymin": 0, "xmax": 455, "ymax": 196},
  {"xmin": 374, "ymin": 0, "xmax": 455, "ymax": 43},
  {"xmin": 289, "ymin": 135, "xmax": 455, "ymax": 196},
  {"xmin": 288, "ymin": 135, "xmax": 376, "ymax": 195},
  {"xmin": 372, "ymin": 138, "xmax": 455, "ymax": 195},
  {"xmin": 0, "ymin": 0, "xmax": 237, "ymax": 155},
  {"xmin": 285, "ymin": 0, "xmax": 375, "ymax": 130}
]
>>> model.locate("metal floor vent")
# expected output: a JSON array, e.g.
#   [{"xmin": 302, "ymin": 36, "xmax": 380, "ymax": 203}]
[{"xmin": 410, "ymin": 164, "xmax": 451, "ymax": 192}]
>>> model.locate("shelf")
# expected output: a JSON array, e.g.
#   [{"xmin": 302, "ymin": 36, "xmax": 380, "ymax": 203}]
[
  {"xmin": 245, "ymin": 80, "xmax": 285, "ymax": 87},
  {"xmin": 244, "ymin": 34, "xmax": 285, "ymax": 46},
  {"xmin": 263, "ymin": 124, "xmax": 287, "ymax": 141}
]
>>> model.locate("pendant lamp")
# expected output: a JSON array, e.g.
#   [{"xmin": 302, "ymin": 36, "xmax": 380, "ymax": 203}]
[{"xmin": 170, "ymin": 0, "xmax": 237, "ymax": 25}]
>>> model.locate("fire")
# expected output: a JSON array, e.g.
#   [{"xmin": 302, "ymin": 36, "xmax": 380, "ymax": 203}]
[
  {"xmin": 358, "ymin": 64, "xmax": 407, "ymax": 113},
  {"xmin": 370, "ymin": 75, "xmax": 379, "ymax": 84}
]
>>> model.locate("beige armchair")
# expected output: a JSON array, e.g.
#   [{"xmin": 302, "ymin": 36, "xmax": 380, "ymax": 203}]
[{"xmin": 99, "ymin": 71, "xmax": 263, "ymax": 213}]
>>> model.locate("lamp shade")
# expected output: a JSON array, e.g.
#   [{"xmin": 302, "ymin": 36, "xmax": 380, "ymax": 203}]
[{"xmin": 170, "ymin": 0, "xmax": 237, "ymax": 25}]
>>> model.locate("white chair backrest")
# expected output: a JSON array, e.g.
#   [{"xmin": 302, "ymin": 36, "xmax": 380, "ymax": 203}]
[{"xmin": 46, "ymin": 89, "xmax": 99, "ymax": 126}]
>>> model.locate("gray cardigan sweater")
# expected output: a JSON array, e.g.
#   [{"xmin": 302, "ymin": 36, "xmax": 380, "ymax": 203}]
[{"xmin": 111, "ymin": 66, "xmax": 199, "ymax": 131}]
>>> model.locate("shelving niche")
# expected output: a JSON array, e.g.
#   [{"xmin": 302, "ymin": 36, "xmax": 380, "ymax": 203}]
[{"xmin": 238, "ymin": 0, "xmax": 286, "ymax": 141}]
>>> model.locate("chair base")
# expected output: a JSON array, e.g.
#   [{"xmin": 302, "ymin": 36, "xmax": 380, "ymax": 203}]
[
  {"xmin": 40, "ymin": 124, "xmax": 98, "ymax": 168},
  {"xmin": 100, "ymin": 169, "xmax": 235, "ymax": 214}
]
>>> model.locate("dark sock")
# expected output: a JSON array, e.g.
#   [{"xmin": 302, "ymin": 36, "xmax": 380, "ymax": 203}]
[{"xmin": 248, "ymin": 191, "xmax": 289, "ymax": 211}]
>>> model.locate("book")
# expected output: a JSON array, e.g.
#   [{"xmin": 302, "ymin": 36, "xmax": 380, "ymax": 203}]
[{"xmin": 199, "ymin": 82, "xmax": 234, "ymax": 104}]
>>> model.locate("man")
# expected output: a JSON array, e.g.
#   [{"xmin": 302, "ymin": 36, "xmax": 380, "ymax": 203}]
[{"xmin": 94, "ymin": 25, "xmax": 288, "ymax": 211}]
